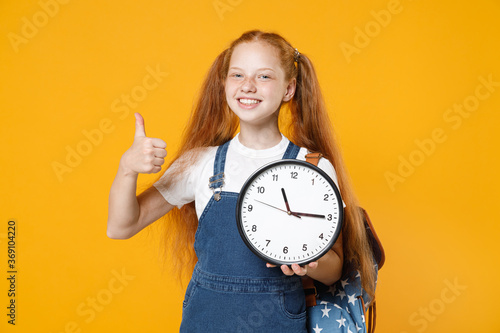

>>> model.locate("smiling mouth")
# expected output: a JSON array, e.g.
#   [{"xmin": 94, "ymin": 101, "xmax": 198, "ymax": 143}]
[{"xmin": 238, "ymin": 98, "xmax": 261, "ymax": 105}]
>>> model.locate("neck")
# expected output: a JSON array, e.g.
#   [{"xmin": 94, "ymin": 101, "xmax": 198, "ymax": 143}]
[{"xmin": 238, "ymin": 123, "xmax": 282, "ymax": 150}]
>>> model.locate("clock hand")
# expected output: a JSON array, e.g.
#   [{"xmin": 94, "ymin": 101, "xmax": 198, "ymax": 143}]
[
  {"xmin": 290, "ymin": 211, "xmax": 326, "ymax": 219},
  {"xmin": 254, "ymin": 199, "xmax": 301, "ymax": 219},
  {"xmin": 281, "ymin": 188, "xmax": 291, "ymax": 212}
]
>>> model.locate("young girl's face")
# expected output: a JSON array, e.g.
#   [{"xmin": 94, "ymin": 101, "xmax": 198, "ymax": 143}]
[{"xmin": 225, "ymin": 41, "xmax": 295, "ymax": 129}]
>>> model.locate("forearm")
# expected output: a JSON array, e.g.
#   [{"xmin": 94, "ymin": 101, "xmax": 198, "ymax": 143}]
[
  {"xmin": 107, "ymin": 160, "xmax": 141, "ymax": 239},
  {"xmin": 307, "ymin": 249, "xmax": 343, "ymax": 286}
]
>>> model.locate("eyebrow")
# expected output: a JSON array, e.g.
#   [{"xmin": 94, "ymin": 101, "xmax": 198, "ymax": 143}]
[{"xmin": 228, "ymin": 67, "xmax": 276, "ymax": 72}]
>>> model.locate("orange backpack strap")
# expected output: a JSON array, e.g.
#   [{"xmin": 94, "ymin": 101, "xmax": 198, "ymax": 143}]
[
  {"xmin": 305, "ymin": 152, "xmax": 323, "ymax": 166},
  {"xmin": 301, "ymin": 275, "xmax": 317, "ymax": 307}
]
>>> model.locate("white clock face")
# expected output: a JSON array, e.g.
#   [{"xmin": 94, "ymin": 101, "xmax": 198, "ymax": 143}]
[{"xmin": 236, "ymin": 159, "xmax": 343, "ymax": 266}]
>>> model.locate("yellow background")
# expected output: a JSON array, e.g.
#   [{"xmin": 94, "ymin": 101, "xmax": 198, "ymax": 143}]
[{"xmin": 1, "ymin": 0, "xmax": 499, "ymax": 332}]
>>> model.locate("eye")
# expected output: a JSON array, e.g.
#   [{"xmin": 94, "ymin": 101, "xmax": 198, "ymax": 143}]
[
  {"xmin": 230, "ymin": 73, "xmax": 243, "ymax": 79},
  {"xmin": 259, "ymin": 74, "xmax": 271, "ymax": 79}
]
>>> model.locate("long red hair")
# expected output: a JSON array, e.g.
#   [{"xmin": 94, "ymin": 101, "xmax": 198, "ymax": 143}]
[{"xmin": 152, "ymin": 30, "xmax": 376, "ymax": 298}]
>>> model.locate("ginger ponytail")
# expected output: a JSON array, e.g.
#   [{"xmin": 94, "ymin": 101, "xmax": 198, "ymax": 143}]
[{"xmin": 290, "ymin": 52, "xmax": 377, "ymax": 299}]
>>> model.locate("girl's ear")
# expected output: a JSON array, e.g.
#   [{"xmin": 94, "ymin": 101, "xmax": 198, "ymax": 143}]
[{"xmin": 283, "ymin": 78, "xmax": 296, "ymax": 102}]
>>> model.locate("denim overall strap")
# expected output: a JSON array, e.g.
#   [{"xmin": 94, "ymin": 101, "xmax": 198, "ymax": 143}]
[
  {"xmin": 208, "ymin": 141, "xmax": 230, "ymax": 200},
  {"xmin": 282, "ymin": 141, "xmax": 301, "ymax": 159}
]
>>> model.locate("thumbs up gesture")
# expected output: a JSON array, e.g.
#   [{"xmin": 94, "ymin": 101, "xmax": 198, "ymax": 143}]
[{"xmin": 120, "ymin": 113, "xmax": 167, "ymax": 175}]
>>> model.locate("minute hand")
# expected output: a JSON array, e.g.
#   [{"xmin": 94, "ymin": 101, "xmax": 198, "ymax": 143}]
[
  {"xmin": 254, "ymin": 200, "xmax": 302, "ymax": 219},
  {"xmin": 290, "ymin": 211, "xmax": 326, "ymax": 219}
]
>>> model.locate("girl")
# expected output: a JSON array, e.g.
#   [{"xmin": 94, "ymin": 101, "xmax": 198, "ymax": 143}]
[{"xmin": 107, "ymin": 30, "xmax": 376, "ymax": 332}]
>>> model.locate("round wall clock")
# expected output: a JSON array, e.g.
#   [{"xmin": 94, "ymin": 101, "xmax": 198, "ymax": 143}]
[{"xmin": 236, "ymin": 159, "xmax": 343, "ymax": 266}]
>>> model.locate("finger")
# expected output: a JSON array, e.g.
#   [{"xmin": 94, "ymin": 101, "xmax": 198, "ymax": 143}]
[
  {"xmin": 291, "ymin": 263, "xmax": 306, "ymax": 276},
  {"xmin": 280, "ymin": 265, "xmax": 294, "ymax": 276},
  {"xmin": 151, "ymin": 138, "xmax": 167, "ymax": 149},
  {"xmin": 134, "ymin": 113, "xmax": 146, "ymax": 139},
  {"xmin": 153, "ymin": 157, "xmax": 165, "ymax": 166},
  {"xmin": 153, "ymin": 147, "xmax": 167, "ymax": 158},
  {"xmin": 266, "ymin": 263, "xmax": 277, "ymax": 268}
]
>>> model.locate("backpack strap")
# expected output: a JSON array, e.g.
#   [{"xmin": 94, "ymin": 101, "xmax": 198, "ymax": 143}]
[
  {"xmin": 361, "ymin": 207, "xmax": 383, "ymax": 333},
  {"xmin": 305, "ymin": 152, "xmax": 323, "ymax": 165},
  {"xmin": 361, "ymin": 207, "xmax": 385, "ymax": 269}
]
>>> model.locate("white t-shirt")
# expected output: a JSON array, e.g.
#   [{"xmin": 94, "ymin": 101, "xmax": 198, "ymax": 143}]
[{"xmin": 154, "ymin": 134, "xmax": 342, "ymax": 218}]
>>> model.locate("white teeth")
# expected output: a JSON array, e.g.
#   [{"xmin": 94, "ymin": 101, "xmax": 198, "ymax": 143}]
[{"xmin": 239, "ymin": 98, "xmax": 260, "ymax": 105}]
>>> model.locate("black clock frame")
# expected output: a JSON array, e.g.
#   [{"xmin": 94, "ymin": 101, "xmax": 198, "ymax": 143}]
[{"xmin": 235, "ymin": 159, "xmax": 344, "ymax": 266}]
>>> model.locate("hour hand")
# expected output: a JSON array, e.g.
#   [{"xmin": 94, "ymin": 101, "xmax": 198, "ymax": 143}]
[{"xmin": 290, "ymin": 211, "xmax": 326, "ymax": 219}]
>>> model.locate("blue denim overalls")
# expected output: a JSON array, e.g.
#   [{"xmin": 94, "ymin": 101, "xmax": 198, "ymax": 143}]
[{"xmin": 180, "ymin": 140, "xmax": 307, "ymax": 332}]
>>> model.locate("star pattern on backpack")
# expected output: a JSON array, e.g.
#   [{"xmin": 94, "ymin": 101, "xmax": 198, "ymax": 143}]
[{"xmin": 306, "ymin": 265, "xmax": 377, "ymax": 333}]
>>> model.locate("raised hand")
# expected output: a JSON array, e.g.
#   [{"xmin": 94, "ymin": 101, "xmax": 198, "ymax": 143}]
[{"xmin": 120, "ymin": 113, "xmax": 167, "ymax": 175}]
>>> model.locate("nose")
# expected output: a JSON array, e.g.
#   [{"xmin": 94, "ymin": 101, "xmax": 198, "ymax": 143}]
[{"xmin": 240, "ymin": 77, "xmax": 256, "ymax": 93}]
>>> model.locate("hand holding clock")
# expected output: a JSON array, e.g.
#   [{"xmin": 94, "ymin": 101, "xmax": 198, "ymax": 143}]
[
  {"xmin": 266, "ymin": 242, "xmax": 343, "ymax": 285},
  {"xmin": 266, "ymin": 261, "xmax": 319, "ymax": 277}
]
